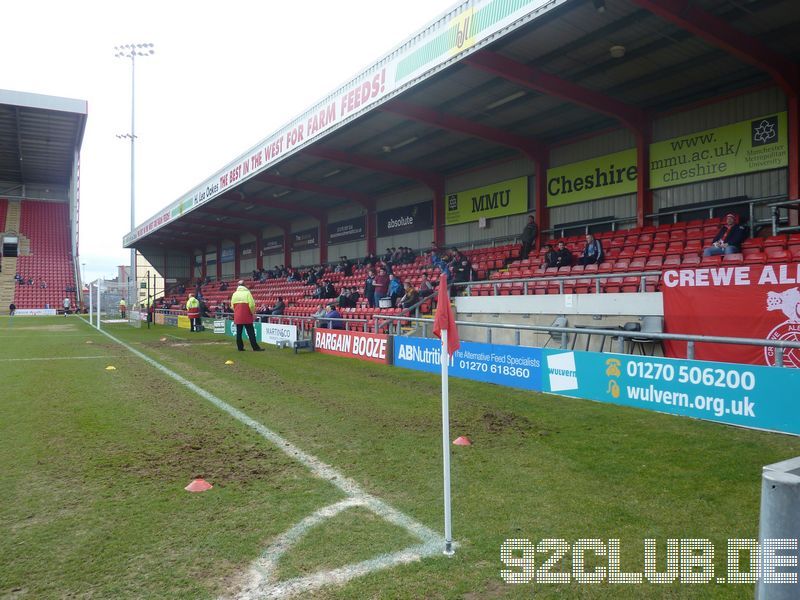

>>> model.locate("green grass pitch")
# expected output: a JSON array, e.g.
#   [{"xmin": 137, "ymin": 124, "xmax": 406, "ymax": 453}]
[{"xmin": 1, "ymin": 316, "xmax": 799, "ymax": 598}]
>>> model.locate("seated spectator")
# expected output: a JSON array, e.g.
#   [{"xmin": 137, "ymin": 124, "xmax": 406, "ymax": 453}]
[
  {"xmin": 270, "ymin": 297, "xmax": 285, "ymax": 316},
  {"xmin": 338, "ymin": 287, "xmax": 353, "ymax": 308},
  {"xmin": 324, "ymin": 303, "xmax": 344, "ymax": 329},
  {"xmin": 452, "ymin": 258, "xmax": 474, "ymax": 285},
  {"xmin": 418, "ymin": 273, "xmax": 435, "ymax": 297},
  {"xmin": 40, "ymin": 280, "xmax": 47, "ymax": 289},
  {"xmin": 324, "ymin": 280, "xmax": 337, "ymax": 299},
  {"xmin": 388, "ymin": 273, "xmax": 403, "ymax": 306},
  {"xmin": 363, "ymin": 252, "xmax": 378, "ymax": 267},
  {"xmin": 578, "ymin": 234, "xmax": 603, "ymax": 266},
  {"xmin": 312, "ymin": 283, "xmax": 325, "ymax": 299},
  {"xmin": 542, "ymin": 244, "xmax": 558, "ymax": 268},
  {"xmin": 348, "ymin": 287, "xmax": 360, "ymax": 306},
  {"xmin": 399, "ymin": 283, "xmax": 420, "ymax": 309},
  {"xmin": 555, "ymin": 241, "xmax": 574, "ymax": 267},
  {"xmin": 219, "ymin": 281, "xmax": 228, "ymax": 291},
  {"xmin": 703, "ymin": 213, "xmax": 748, "ymax": 256}
]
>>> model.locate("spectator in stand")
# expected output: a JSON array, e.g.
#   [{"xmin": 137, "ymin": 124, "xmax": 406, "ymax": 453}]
[
  {"xmin": 399, "ymin": 282, "xmax": 420, "ymax": 309},
  {"xmin": 703, "ymin": 213, "xmax": 748, "ymax": 256},
  {"xmin": 186, "ymin": 293, "xmax": 201, "ymax": 332},
  {"xmin": 542, "ymin": 244, "xmax": 558, "ymax": 268},
  {"xmin": 230, "ymin": 280, "xmax": 264, "ymax": 352},
  {"xmin": 312, "ymin": 283, "xmax": 325, "ymax": 299},
  {"xmin": 364, "ymin": 271, "xmax": 376, "ymax": 308},
  {"xmin": 219, "ymin": 281, "xmax": 229, "ymax": 291},
  {"xmin": 373, "ymin": 268, "xmax": 389, "ymax": 306},
  {"xmin": 270, "ymin": 297, "xmax": 285, "ymax": 316},
  {"xmin": 388, "ymin": 273, "xmax": 403, "ymax": 306},
  {"xmin": 363, "ymin": 252, "xmax": 378, "ymax": 268},
  {"xmin": 348, "ymin": 287, "xmax": 360, "ymax": 306},
  {"xmin": 324, "ymin": 280, "xmax": 337, "ymax": 299},
  {"xmin": 337, "ymin": 287, "xmax": 353, "ymax": 308},
  {"xmin": 452, "ymin": 258, "xmax": 475, "ymax": 291},
  {"xmin": 418, "ymin": 273, "xmax": 435, "ymax": 298},
  {"xmin": 27, "ymin": 277, "xmax": 33, "ymax": 285},
  {"xmin": 40, "ymin": 280, "xmax": 47, "ymax": 289},
  {"xmin": 519, "ymin": 214, "xmax": 538, "ymax": 260},
  {"xmin": 555, "ymin": 241, "xmax": 574, "ymax": 267},
  {"xmin": 324, "ymin": 303, "xmax": 344, "ymax": 329},
  {"xmin": 177, "ymin": 283, "xmax": 186, "ymax": 295},
  {"xmin": 579, "ymin": 234, "xmax": 603, "ymax": 266}
]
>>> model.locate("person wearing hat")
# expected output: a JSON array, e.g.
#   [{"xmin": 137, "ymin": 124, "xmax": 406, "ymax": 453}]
[
  {"xmin": 230, "ymin": 280, "xmax": 264, "ymax": 351},
  {"xmin": 704, "ymin": 213, "xmax": 748, "ymax": 256},
  {"xmin": 186, "ymin": 293, "xmax": 201, "ymax": 332}
]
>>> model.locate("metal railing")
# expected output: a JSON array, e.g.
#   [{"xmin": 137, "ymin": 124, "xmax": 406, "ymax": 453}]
[
  {"xmin": 376, "ymin": 315, "xmax": 800, "ymax": 367},
  {"xmin": 768, "ymin": 198, "xmax": 800, "ymax": 235},
  {"xmin": 453, "ymin": 270, "xmax": 663, "ymax": 295}
]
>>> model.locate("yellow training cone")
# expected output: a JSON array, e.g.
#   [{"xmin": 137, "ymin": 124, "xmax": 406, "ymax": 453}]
[
  {"xmin": 224, "ymin": 360, "xmax": 234, "ymax": 365},
  {"xmin": 105, "ymin": 365, "xmax": 117, "ymax": 371}
]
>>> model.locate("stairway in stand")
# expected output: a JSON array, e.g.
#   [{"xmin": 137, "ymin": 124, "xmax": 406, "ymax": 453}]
[{"xmin": 0, "ymin": 257, "xmax": 17, "ymax": 310}]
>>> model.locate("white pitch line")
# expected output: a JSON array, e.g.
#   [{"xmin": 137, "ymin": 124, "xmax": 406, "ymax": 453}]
[
  {"xmin": 0, "ymin": 355, "xmax": 120, "ymax": 362},
  {"xmin": 87, "ymin": 322, "xmax": 445, "ymax": 598}
]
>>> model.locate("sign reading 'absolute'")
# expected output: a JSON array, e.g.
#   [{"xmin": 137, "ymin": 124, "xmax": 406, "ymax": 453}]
[
  {"xmin": 377, "ymin": 201, "xmax": 433, "ymax": 237},
  {"xmin": 446, "ymin": 176, "xmax": 528, "ymax": 225}
]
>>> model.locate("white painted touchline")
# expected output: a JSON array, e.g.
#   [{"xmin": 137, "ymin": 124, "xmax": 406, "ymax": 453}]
[
  {"xmin": 0, "ymin": 355, "xmax": 119, "ymax": 361},
  {"xmin": 87, "ymin": 322, "xmax": 446, "ymax": 598}
]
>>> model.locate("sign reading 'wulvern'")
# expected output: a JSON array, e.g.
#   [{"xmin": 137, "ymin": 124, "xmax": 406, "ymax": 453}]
[
  {"xmin": 445, "ymin": 176, "xmax": 528, "ymax": 225},
  {"xmin": 547, "ymin": 112, "xmax": 788, "ymax": 206}
]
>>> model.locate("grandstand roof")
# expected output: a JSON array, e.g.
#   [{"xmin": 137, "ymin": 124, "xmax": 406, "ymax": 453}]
[
  {"xmin": 0, "ymin": 89, "xmax": 87, "ymax": 194},
  {"xmin": 127, "ymin": 0, "xmax": 800, "ymax": 251}
]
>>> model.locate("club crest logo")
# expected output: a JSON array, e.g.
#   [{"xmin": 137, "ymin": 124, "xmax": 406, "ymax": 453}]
[{"xmin": 764, "ymin": 287, "xmax": 800, "ymax": 367}]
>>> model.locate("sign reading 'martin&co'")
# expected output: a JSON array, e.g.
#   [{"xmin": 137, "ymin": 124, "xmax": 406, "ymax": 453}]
[{"xmin": 445, "ymin": 177, "xmax": 529, "ymax": 225}]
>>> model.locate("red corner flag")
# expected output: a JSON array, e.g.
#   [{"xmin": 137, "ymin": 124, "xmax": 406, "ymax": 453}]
[{"xmin": 433, "ymin": 274, "xmax": 460, "ymax": 355}]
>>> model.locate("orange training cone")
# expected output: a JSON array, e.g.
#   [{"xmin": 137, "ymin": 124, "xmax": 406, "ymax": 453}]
[
  {"xmin": 453, "ymin": 436, "xmax": 472, "ymax": 446},
  {"xmin": 185, "ymin": 478, "xmax": 213, "ymax": 492}
]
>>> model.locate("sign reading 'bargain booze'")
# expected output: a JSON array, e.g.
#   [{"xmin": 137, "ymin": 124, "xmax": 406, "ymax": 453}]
[{"xmin": 313, "ymin": 329, "xmax": 390, "ymax": 364}]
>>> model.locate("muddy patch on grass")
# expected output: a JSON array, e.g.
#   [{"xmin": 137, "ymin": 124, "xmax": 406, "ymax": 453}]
[
  {"xmin": 452, "ymin": 409, "xmax": 549, "ymax": 438},
  {"xmin": 13, "ymin": 324, "xmax": 78, "ymax": 333},
  {"xmin": 114, "ymin": 431, "xmax": 293, "ymax": 486},
  {"xmin": 463, "ymin": 579, "xmax": 506, "ymax": 599}
]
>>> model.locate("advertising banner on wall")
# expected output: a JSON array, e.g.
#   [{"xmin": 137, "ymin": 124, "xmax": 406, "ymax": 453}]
[
  {"xmin": 291, "ymin": 228, "xmax": 319, "ymax": 251},
  {"xmin": 220, "ymin": 246, "xmax": 235, "ymax": 264},
  {"xmin": 541, "ymin": 349, "xmax": 800, "ymax": 436},
  {"xmin": 177, "ymin": 316, "xmax": 191, "ymax": 329},
  {"xmin": 14, "ymin": 309, "xmax": 58, "ymax": 316},
  {"xmin": 313, "ymin": 328, "xmax": 390, "ymax": 364},
  {"xmin": 240, "ymin": 242, "xmax": 256, "ymax": 258},
  {"xmin": 262, "ymin": 236, "xmax": 283, "ymax": 256},
  {"xmin": 650, "ymin": 112, "xmax": 788, "ymax": 189},
  {"xmin": 445, "ymin": 176, "xmax": 529, "ymax": 225},
  {"xmin": 260, "ymin": 322, "xmax": 298, "ymax": 346},
  {"xmin": 661, "ymin": 263, "xmax": 800, "ymax": 367},
  {"xmin": 545, "ymin": 112, "xmax": 789, "ymax": 206},
  {"xmin": 327, "ymin": 216, "xmax": 366, "ymax": 245},
  {"xmin": 377, "ymin": 201, "xmax": 433, "ymax": 237},
  {"xmin": 546, "ymin": 149, "xmax": 637, "ymax": 207},
  {"xmin": 226, "ymin": 320, "xmax": 263, "ymax": 343},
  {"xmin": 393, "ymin": 337, "xmax": 543, "ymax": 390}
]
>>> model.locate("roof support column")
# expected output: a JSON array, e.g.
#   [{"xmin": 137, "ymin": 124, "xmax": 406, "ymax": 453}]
[
  {"xmin": 234, "ymin": 239, "xmax": 241, "ymax": 280},
  {"xmin": 432, "ymin": 183, "xmax": 445, "ymax": 249},
  {"xmin": 636, "ymin": 126, "xmax": 652, "ymax": 228},
  {"xmin": 201, "ymin": 251, "xmax": 207, "ymax": 281},
  {"xmin": 319, "ymin": 217, "xmax": 328, "ymax": 265},
  {"xmin": 283, "ymin": 229, "xmax": 291, "ymax": 268},
  {"xmin": 534, "ymin": 153, "xmax": 548, "ymax": 249},
  {"xmin": 215, "ymin": 240, "xmax": 222, "ymax": 281},
  {"xmin": 366, "ymin": 202, "xmax": 376, "ymax": 256},
  {"xmin": 256, "ymin": 231, "xmax": 264, "ymax": 271}
]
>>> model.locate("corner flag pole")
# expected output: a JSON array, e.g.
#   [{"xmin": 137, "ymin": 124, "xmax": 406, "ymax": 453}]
[
  {"xmin": 433, "ymin": 273, "xmax": 459, "ymax": 557},
  {"xmin": 441, "ymin": 327, "xmax": 454, "ymax": 556}
]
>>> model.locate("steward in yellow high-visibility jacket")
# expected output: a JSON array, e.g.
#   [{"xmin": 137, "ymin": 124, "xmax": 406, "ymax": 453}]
[
  {"xmin": 186, "ymin": 294, "xmax": 201, "ymax": 332},
  {"xmin": 230, "ymin": 281, "xmax": 263, "ymax": 351}
]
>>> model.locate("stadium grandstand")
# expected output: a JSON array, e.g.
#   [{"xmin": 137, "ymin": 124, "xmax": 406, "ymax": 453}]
[
  {"xmin": 0, "ymin": 89, "xmax": 84, "ymax": 313},
  {"xmin": 126, "ymin": 0, "xmax": 800, "ymax": 368}
]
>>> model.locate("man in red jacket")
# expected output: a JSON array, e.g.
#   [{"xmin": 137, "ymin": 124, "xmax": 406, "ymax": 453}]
[{"xmin": 230, "ymin": 281, "xmax": 264, "ymax": 352}]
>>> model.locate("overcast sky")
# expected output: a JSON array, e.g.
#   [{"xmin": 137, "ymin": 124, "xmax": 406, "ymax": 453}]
[{"xmin": 2, "ymin": 0, "xmax": 456, "ymax": 282}]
